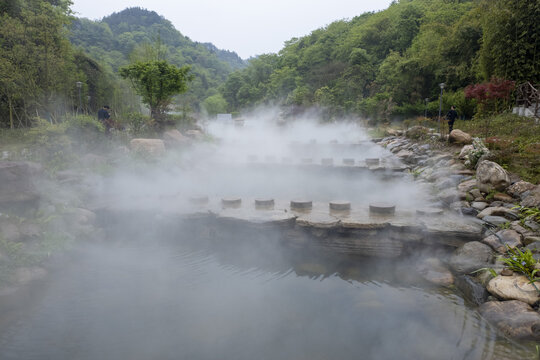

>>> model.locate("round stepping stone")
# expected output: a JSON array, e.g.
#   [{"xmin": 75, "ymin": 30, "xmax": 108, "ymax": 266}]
[
  {"xmin": 255, "ymin": 198, "xmax": 275, "ymax": 209},
  {"xmin": 301, "ymin": 158, "xmax": 313, "ymax": 164},
  {"xmin": 265, "ymin": 155, "xmax": 276, "ymax": 163},
  {"xmin": 222, "ymin": 198, "xmax": 242, "ymax": 208},
  {"xmin": 189, "ymin": 196, "xmax": 209, "ymax": 205},
  {"xmin": 365, "ymin": 158, "xmax": 380, "ymax": 166},
  {"xmin": 309, "ymin": 139, "xmax": 317, "ymax": 144},
  {"xmin": 321, "ymin": 158, "xmax": 334, "ymax": 166},
  {"xmin": 247, "ymin": 155, "xmax": 258, "ymax": 162},
  {"xmin": 416, "ymin": 207, "xmax": 444, "ymax": 216},
  {"xmin": 342, "ymin": 158, "xmax": 355, "ymax": 166},
  {"xmin": 291, "ymin": 200, "xmax": 312, "ymax": 210},
  {"xmin": 329, "ymin": 139, "xmax": 338, "ymax": 144},
  {"xmin": 329, "ymin": 201, "xmax": 351, "ymax": 211},
  {"xmin": 369, "ymin": 202, "xmax": 396, "ymax": 215}
]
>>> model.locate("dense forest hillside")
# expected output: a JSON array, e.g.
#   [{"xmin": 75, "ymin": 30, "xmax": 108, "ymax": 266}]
[
  {"xmin": 219, "ymin": 0, "xmax": 540, "ymax": 120},
  {"xmin": 70, "ymin": 7, "xmax": 246, "ymax": 111},
  {"xmin": 0, "ymin": 2, "xmax": 246, "ymax": 127}
]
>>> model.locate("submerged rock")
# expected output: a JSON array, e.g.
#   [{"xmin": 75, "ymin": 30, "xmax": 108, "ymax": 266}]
[
  {"xmin": 416, "ymin": 258, "xmax": 454, "ymax": 286},
  {"xmin": 479, "ymin": 300, "xmax": 540, "ymax": 340}
]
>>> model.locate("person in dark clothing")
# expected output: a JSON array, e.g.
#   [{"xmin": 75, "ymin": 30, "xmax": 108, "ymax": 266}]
[
  {"xmin": 446, "ymin": 105, "xmax": 458, "ymax": 134},
  {"xmin": 97, "ymin": 105, "xmax": 112, "ymax": 132}
]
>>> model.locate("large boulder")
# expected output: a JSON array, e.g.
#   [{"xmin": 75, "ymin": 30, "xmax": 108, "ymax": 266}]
[
  {"xmin": 130, "ymin": 139, "xmax": 166, "ymax": 156},
  {"xmin": 507, "ymin": 181, "xmax": 536, "ymax": 199},
  {"xmin": 163, "ymin": 129, "xmax": 191, "ymax": 148},
  {"xmin": 449, "ymin": 129, "xmax": 472, "ymax": 144},
  {"xmin": 458, "ymin": 144, "xmax": 474, "ymax": 160},
  {"xmin": 449, "ymin": 241, "xmax": 494, "ymax": 274},
  {"xmin": 521, "ymin": 186, "xmax": 540, "ymax": 208},
  {"xmin": 487, "ymin": 275, "xmax": 540, "ymax": 305},
  {"xmin": 0, "ymin": 161, "xmax": 40, "ymax": 214},
  {"xmin": 476, "ymin": 160, "xmax": 511, "ymax": 193},
  {"xmin": 479, "ymin": 300, "xmax": 540, "ymax": 340}
]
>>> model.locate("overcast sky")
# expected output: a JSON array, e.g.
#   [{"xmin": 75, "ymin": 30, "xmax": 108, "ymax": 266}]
[{"xmin": 71, "ymin": 0, "xmax": 394, "ymax": 59}]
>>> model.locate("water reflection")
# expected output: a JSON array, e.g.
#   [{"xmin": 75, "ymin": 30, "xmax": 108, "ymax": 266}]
[{"xmin": 0, "ymin": 237, "xmax": 535, "ymax": 360}]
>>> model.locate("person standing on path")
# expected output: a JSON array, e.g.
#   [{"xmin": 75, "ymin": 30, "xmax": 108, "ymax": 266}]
[
  {"xmin": 97, "ymin": 105, "xmax": 112, "ymax": 132},
  {"xmin": 446, "ymin": 105, "xmax": 458, "ymax": 134}
]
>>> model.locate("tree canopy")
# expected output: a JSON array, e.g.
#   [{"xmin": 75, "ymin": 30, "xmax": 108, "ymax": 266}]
[
  {"xmin": 119, "ymin": 60, "xmax": 192, "ymax": 124},
  {"xmin": 218, "ymin": 0, "xmax": 540, "ymax": 120}
]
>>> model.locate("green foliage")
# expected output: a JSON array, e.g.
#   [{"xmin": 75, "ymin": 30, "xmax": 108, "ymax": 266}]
[
  {"xmin": 500, "ymin": 246, "xmax": 540, "ymax": 290},
  {"xmin": 218, "ymin": 0, "xmax": 538, "ymax": 121},
  {"xmin": 457, "ymin": 113, "xmax": 540, "ymax": 182},
  {"xmin": 202, "ymin": 94, "xmax": 228, "ymax": 116},
  {"xmin": 69, "ymin": 7, "xmax": 246, "ymax": 112},
  {"xmin": 513, "ymin": 206, "xmax": 540, "ymax": 224},
  {"xmin": 119, "ymin": 60, "xmax": 192, "ymax": 126},
  {"xmin": 478, "ymin": 0, "xmax": 540, "ymax": 83}
]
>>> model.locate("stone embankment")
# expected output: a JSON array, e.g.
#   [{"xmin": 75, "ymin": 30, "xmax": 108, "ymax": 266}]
[{"xmin": 379, "ymin": 126, "xmax": 540, "ymax": 341}]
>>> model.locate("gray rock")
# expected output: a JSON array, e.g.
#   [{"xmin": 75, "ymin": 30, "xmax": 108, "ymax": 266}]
[
  {"xmin": 476, "ymin": 160, "xmax": 511, "ymax": 193},
  {"xmin": 521, "ymin": 186, "xmax": 540, "ymax": 208},
  {"xmin": 470, "ymin": 189, "xmax": 482, "ymax": 199},
  {"xmin": 455, "ymin": 275, "xmax": 489, "ymax": 305},
  {"xmin": 458, "ymin": 179, "xmax": 477, "ymax": 193},
  {"xmin": 525, "ymin": 242, "xmax": 540, "ymax": 253},
  {"xmin": 479, "ymin": 300, "xmax": 540, "ymax": 340},
  {"xmin": 461, "ymin": 207, "xmax": 479, "ymax": 217},
  {"xmin": 482, "ymin": 229, "xmax": 522, "ymax": 253},
  {"xmin": 507, "ymin": 181, "xmax": 536, "ymax": 198},
  {"xmin": 477, "ymin": 206, "xmax": 519, "ymax": 221},
  {"xmin": 524, "ymin": 236, "xmax": 540, "ymax": 246},
  {"xmin": 458, "ymin": 144, "xmax": 474, "ymax": 160},
  {"xmin": 482, "ymin": 216, "xmax": 510, "ymax": 226},
  {"xmin": 525, "ymin": 220, "xmax": 540, "ymax": 231},
  {"xmin": 449, "ymin": 241, "xmax": 494, "ymax": 274},
  {"xmin": 471, "ymin": 202, "xmax": 488, "ymax": 211}
]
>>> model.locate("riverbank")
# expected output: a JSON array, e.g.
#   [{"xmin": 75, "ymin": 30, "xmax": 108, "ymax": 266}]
[{"xmin": 376, "ymin": 125, "xmax": 540, "ymax": 341}]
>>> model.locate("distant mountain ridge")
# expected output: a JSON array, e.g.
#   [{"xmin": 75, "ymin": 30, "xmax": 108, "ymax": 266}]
[{"xmin": 69, "ymin": 7, "xmax": 246, "ymax": 107}]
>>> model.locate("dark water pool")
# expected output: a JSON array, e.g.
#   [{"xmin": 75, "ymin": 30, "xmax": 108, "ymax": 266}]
[{"xmin": 0, "ymin": 238, "xmax": 536, "ymax": 360}]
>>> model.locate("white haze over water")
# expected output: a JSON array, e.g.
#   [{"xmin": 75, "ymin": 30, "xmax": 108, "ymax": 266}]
[{"xmin": 98, "ymin": 110, "xmax": 431, "ymax": 213}]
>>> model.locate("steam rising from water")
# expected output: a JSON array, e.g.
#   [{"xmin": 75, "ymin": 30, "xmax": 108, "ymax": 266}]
[
  {"xmin": 99, "ymin": 111, "xmax": 430, "ymax": 212},
  {"xmin": 0, "ymin": 109, "xmax": 535, "ymax": 359}
]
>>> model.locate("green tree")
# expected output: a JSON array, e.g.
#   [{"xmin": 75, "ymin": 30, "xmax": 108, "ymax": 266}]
[
  {"xmin": 119, "ymin": 60, "xmax": 192, "ymax": 125},
  {"xmin": 202, "ymin": 94, "xmax": 228, "ymax": 116}
]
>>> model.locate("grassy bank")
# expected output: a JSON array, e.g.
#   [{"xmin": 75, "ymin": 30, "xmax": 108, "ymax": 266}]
[{"xmin": 396, "ymin": 113, "xmax": 540, "ymax": 184}]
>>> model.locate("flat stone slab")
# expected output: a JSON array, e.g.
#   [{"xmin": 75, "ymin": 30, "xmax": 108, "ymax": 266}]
[
  {"xmin": 296, "ymin": 213, "xmax": 340, "ymax": 229},
  {"xmin": 218, "ymin": 208, "xmax": 296, "ymax": 226},
  {"xmin": 420, "ymin": 215, "xmax": 484, "ymax": 246}
]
